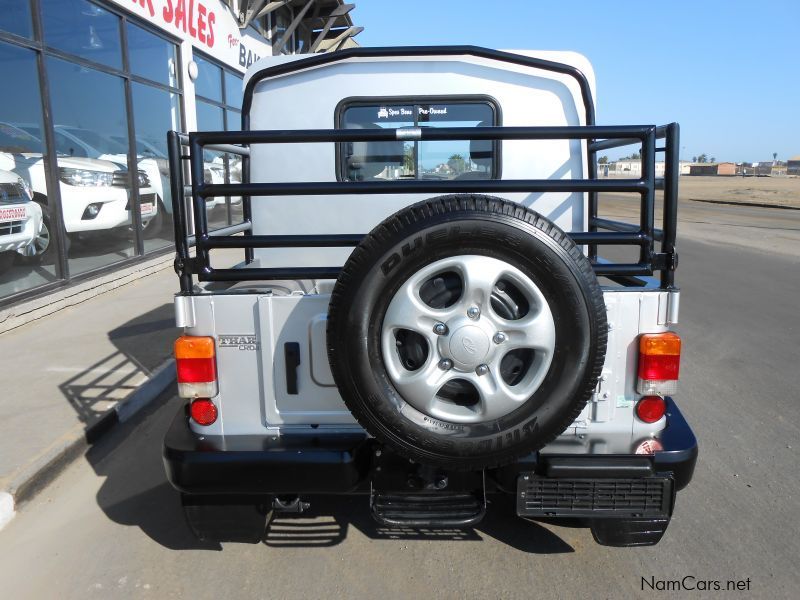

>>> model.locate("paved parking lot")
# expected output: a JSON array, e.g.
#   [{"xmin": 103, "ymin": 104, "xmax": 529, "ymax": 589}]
[{"xmin": 0, "ymin": 200, "xmax": 798, "ymax": 599}]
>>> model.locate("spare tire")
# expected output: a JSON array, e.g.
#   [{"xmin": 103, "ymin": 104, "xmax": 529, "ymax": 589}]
[{"xmin": 327, "ymin": 195, "xmax": 607, "ymax": 469}]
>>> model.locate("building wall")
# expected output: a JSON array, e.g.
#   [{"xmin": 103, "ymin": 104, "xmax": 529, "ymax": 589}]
[
  {"xmin": 689, "ymin": 164, "xmax": 718, "ymax": 175},
  {"xmin": 717, "ymin": 162, "xmax": 736, "ymax": 176}
]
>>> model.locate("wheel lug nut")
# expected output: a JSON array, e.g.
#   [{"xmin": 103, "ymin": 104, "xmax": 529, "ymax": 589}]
[
  {"xmin": 439, "ymin": 359, "xmax": 453, "ymax": 370},
  {"xmin": 433, "ymin": 322, "xmax": 447, "ymax": 335},
  {"xmin": 475, "ymin": 364, "xmax": 489, "ymax": 376},
  {"xmin": 467, "ymin": 306, "xmax": 480, "ymax": 320},
  {"xmin": 493, "ymin": 332, "xmax": 507, "ymax": 344}
]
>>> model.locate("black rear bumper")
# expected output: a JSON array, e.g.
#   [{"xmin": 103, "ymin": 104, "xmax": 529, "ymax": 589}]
[{"xmin": 163, "ymin": 397, "xmax": 697, "ymax": 497}]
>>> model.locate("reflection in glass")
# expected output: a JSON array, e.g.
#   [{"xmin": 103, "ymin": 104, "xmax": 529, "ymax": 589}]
[
  {"xmin": 41, "ymin": 0, "xmax": 122, "ymax": 69},
  {"xmin": 127, "ymin": 22, "xmax": 178, "ymax": 88},
  {"xmin": 417, "ymin": 103, "xmax": 494, "ymax": 180},
  {"xmin": 47, "ymin": 56, "xmax": 144, "ymax": 275},
  {"xmin": 0, "ymin": 0, "xmax": 32, "ymax": 38},
  {"xmin": 193, "ymin": 55, "xmax": 222, "ymax": 102},
  {"xmin": 341, "ymin": 103, "xmax": 495, "ymax": 181},
  {"xmin": 132, "ymin": 82, "xmax": 182, "ymax": 250},
  {"xmin": 224, "ymin": 110, "xmax": 243, "ymax": 226},
  {"xmin": 273, "ymin": 7, "xmax": 292, "ymax": 55},
  {"xmin": 0, "ymin": 41, "xmax": 58, "ymax": 299},
  {"xmin": 224, "ymin": 71, "xmax": 244, "ymax": 111},
  {"xmin": 342, "ymin": 105, "xmax": 414, "ymax": 181},
  {"xmin": 195, "ymin": 101, "xmax": 228, "ymax": 230}
]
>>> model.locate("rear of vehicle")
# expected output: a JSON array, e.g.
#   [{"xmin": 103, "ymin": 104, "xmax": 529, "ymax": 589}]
[{"xmin": 163, "ymin": 47, "xmax": 696, "ymax": 547}]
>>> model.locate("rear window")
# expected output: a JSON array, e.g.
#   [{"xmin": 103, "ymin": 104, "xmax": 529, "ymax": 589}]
[{"xmin": 337, "ymin": 99, "xmax": 499, "ymax": 182}]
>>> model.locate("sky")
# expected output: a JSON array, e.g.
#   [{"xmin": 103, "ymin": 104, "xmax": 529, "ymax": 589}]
[{"xmin": 354, "ymin": 0, "xmax": 800, "ymax": 163}]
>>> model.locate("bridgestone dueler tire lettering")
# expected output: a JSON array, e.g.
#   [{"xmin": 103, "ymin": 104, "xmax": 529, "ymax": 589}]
[{"xmin": 327, "ymin": 195, "xmax": 608, "ymax": 470}]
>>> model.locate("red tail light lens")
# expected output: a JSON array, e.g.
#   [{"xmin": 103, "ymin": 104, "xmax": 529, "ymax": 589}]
[
  {"xmin": 176, "ymin": 357, "xmax": 216, "ymax": 383},
  {"xmin": 637, "ymin": 332, "xmax": 681, "ymax": 395},
  {"xmin": 636, "ymin": 396, "xmax": 667, "ymax": 423},
  {"xmin": 190, "ymin": 398, "xmax": 218, "ymax": 426},
  {"xmin": 175, "ymin": 335, "xmax": 218, "ymax": 398}
]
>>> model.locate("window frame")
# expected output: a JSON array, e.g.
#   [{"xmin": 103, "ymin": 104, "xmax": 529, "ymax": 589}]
[{"xmin": 334, "ymin": 95, "xmax": 503, "ymax": 183}]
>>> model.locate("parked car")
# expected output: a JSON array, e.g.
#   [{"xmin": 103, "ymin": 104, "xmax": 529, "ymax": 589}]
[
  {"xmin": 0, "ymin": 122, "xmax": 158, "ymax": 240},
  {"xmin": 0, "ymin": 167, "xmax": 43, "ymax": 274},
  {"xmin": 15, "ymin": 123, "xmax": 165, "ymax": 233},
  {"xmin": 164, "ymin": 47, "xmax": 696, "ymax": 548}
]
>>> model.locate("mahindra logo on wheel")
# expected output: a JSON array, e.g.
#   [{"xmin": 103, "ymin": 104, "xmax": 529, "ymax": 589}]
[{"xmin": 462, "ymin": 337, "xmax": 477, "ymax": 354}]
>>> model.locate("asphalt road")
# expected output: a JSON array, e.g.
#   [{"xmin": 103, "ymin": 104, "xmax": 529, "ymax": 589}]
[{"xmin": 1, "ymin": 200, "xmax": 798, "ymax": 599}]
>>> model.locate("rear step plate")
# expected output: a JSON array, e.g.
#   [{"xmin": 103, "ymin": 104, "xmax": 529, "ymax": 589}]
[{"xmin": 371, "ymin": 490, "xmax": 486, "ymax": 528}]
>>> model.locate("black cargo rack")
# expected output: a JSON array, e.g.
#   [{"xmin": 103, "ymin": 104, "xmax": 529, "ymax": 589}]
[{"xmin": 167, "ymin": 46, "xmax": 679, "ymax": 294}]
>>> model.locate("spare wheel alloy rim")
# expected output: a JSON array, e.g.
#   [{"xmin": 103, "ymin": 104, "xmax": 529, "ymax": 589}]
[{"xmin": 381, "ymin": 254, "xmax": 556, "ymax": 425}]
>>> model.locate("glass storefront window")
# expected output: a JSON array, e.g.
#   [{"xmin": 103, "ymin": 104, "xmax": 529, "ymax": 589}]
[
  {"xmin": 132, "ymin": 82, "xmax": 182, "ymax": 251},
  {"xmin": 194, "ymin": 55, "xmax": 222, "ymax": 103},
  {"xmin": 0, "ymin": 41, "xmax": 57, "ymax": 298},
  {"xmin": 273, "ymin": 7, "xmax": 292, "ymax": 55},
  {"xmin": 41, "ymin": 0, "xmax": 122, "ymax": 69},
  {"xmin": 1, "ymin": 1, "xmax": 188, "ymax": 305},
  {"xmin": 126, "ymin": 22, "xmax": 178, "ymax": 88},
  {"xmin": 46, "ymin": 56, "xmax": 136, "ymax": 275},
  {"xmin": 224, "ymin": 71, "xmax": 244, "ymax": 111},
  {"xmin": 0, "ymin": 0, "xmax": 32, "ymax": 38},
  {"xmin": 195, "ymin": 100, "xmax": 228, "ymax": 231},
  {"xmin": 226, "ymin": 109, "xmax": 241, "ymax": 132},
  {"xmin": 193, "ymin": 54, "xmax": 244, "ymax": 231}
]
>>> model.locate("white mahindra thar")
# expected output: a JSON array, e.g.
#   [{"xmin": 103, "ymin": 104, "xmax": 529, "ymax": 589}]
[{"xmin": 163, "ymin": 46, "xmax": 696, "ymax": 547}]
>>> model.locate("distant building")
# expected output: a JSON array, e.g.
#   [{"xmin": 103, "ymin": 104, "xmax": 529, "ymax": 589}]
[
  {"xmin": 688, "ymin": 162, "xmax": 736, "ymax": 176},
  {"xmin": 613, "ymin": 159, "xmax": 642, "ymax": 176},
  {"xmin": 603, "ymin": 160, "xmax": 666, "ymax": 177},
  {"xmin": 772, "ymin": 162, "xmax": 787, "ymax": 176},
  {"xmin": 754, "ymin": 162, "xmax": 775, "ymax": 176},
  {"xmin": 736, "ymin": 163, "xmax": 757, "ymax": 176},
  {"xmin": 788, "ymin": 155, "xmax": 800, "ymax": 175},
  {"xmin": 717, "ymin": 162, "xmax": 737, "ymax": 176}
]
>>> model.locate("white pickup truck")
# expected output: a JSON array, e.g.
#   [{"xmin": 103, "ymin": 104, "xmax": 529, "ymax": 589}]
[
  {"xmin": 162, "ymin": 47, "xmax": 697, "ymax": 547},
  {"xmin": 0, "ymin": 123, "xmax": 158, "ymax": 242}
]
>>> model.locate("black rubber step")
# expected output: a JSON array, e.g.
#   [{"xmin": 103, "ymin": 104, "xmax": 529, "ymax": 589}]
[{"xmin": 370, "ymin": 491, "xmax": 486, "ymax": 527}]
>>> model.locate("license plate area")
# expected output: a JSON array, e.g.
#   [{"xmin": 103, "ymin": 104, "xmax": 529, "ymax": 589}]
[
  {"xmin": 0, "ymin": 206, "xmax": 27, "ymax": 222},
  {"xmin": 516, "ymin": 474, "xmax": 673, "ymax": 519},
  {"xmin": 127, "ymin": 193, "xmax": 157, "ymax": 213}
]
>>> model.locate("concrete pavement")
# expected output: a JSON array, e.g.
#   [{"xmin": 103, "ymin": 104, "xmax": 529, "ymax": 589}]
[{"xmin": 0, "ymin": 262, "xmax": 179, "ymax": 528}]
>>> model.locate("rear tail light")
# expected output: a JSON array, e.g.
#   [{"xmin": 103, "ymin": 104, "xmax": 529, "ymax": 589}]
[
  {"xmin": 175, "ymin": 335, "xmax": 218, "ymax": 398},
  {"xmin": 637, "ymin": 332, "xmax": 681, "ymax": 395},
  {"xmin": 635, "ymin": 396, "xmax": 667, "ymax": 424},
  {"xmin": 190, "ymin": 398, "xmax": 218, "ymax": 426}
]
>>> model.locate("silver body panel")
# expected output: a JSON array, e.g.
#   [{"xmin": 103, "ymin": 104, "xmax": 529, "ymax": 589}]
[{"xmin": 179, "ymin": 285, "xmax": 678, "ymax": 454}]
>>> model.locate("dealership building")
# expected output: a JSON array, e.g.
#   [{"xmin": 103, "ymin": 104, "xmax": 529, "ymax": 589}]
[{"xmin": 0, "ymin": 0, "xmax": 360, "ymax": 323}]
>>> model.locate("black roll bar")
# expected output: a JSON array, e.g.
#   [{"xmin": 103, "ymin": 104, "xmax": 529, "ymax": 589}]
[{"xmin": 168, "ymin": 123, "xmax": 679, "ymax": 292}]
